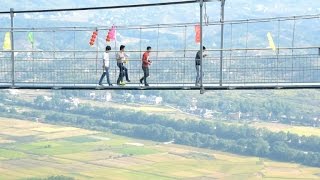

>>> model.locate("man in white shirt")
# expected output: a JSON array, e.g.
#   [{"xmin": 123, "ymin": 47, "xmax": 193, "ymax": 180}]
[
  {"xmin": 116, "ymin": 45, "xmax": 130, "ymax": 85},
  {"xmin": 98, "ymin": 46, "xmax": 112, "ymax": 86}
]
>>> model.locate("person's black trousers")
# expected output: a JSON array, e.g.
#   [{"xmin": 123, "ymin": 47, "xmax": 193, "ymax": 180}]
[
  {"xmin": 117, "ymin": 63, "xmax": 129, "ymax": 84},
  {"xmin": 140, "ymin": 66, "xmax": 149, "ymax": 85}
]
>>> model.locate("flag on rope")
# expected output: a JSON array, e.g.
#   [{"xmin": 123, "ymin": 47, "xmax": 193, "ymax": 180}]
[
  {"xmin": 28, "ymin": 32, "xmax": 34, "ymax": 44},
  {"xmin": 3, "ymin": 32, "xmax": 11, "ymax": 50},
  {"xmin": 89, "ymin": 31, "xmax": 98, "ymax": 46},
  {"xmin": 267, "ymin": 32, "xmax": 276, "ymax": 51},
  {"xmin": 195, "ymin": 25, "xmax": 201, "ymax": 44},
  {"xmin": 109, "ymin": 26, "xmax": 116, "ymax": 41},
  {"xmin": 106, "ymin": 26, "xmax": 116, "ymax": 43}
]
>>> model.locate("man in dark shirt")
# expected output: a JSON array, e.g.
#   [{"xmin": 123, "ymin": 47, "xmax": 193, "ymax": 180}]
[
  {"xmin": 195, "ymin": 46, "xmax": 207, "ymax": 86},
  {"xmin": 140, "ymin": 46, "xmax": 152, "ymax": 86}
]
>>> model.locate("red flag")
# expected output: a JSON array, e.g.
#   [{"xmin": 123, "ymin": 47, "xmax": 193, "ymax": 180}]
[
  {"xmin": 109, "ymin": 26, "xmax": 116, "ymax": 40},
  {"xmin": 106, "ymin": 26, "xmax": 116, "ymax": 43},
  {"xmin": 195, "ymin": 25, "xmax": 200, "ymax": 44},
  {"xmin": 89, "ymin": 30, "xmax": 98, "ymax": 46}
]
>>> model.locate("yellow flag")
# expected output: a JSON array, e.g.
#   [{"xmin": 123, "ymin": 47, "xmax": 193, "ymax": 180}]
[
  {"xmin": 267, "ymin": 32, "xmax": 276, "ymax": 51},
  {"xmin": 3, "ymin": 32, "xmax": 11, "ymax": 50}
]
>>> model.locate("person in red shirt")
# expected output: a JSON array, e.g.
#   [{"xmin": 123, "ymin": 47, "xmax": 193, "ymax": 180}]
[{"xmin": 140, "ymin": 46, "xmax": 152, "ymax": 86}]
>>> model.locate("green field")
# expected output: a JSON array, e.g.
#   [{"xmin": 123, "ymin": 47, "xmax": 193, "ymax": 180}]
[
  {"xmin": 250, "ymin": 122, "xmax": 320, "ymax": 136},
  {"xmin": 0, "ymin": 149, "xmax": 27, "ymax": 160},
  {"xmin": 0, "ymin": 118, "xmax": 319, "ymax": 180},
  {"xmin": 13, "ymin": 90, "xmax": 320, "ymax": 137}
]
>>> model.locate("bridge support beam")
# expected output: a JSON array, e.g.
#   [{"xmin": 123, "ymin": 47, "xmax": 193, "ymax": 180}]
[
  {"xmin": 219, "ymin": 0, "xmax": 225, "ymax": 87},
  {"xmin": 10, "ymin": 8, "xmax": 15, "ymax": 88},
  {"xmin": 200, "ymin": 0, "xmax": 204, "ymax": 94}
]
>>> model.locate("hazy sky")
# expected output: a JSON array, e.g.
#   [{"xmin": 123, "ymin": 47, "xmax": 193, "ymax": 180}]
[
  {"xmin": 1, "ymin": 0, "xmax": 320, "ymax": 16},
  {"xmin": 1, "ymin": 0, "xmax": 319, "ymax": 26}
]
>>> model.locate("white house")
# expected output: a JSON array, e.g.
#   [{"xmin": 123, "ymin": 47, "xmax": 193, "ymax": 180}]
[
  {"xmin": 155, "ymin": 97, "xmax": 163, "ymax": 104},
  {"xmin": 204, "ymin": 109, "xmax": 214, "ymax": 119},
  {"xmin": 139, "ymin": 95, "xmax": 147, "ymax": 101},
  {"xmin": 70, "ymin": 97, "xmax": 80, "ymax": 107},
  {"xmin": 105, "ymin": 92, "xmax": 112, "ymax": 102},
  {"xmin": 43, "ymin": 96, "xmax": 52, "ymax": 101},
  {"xmin": 89, "ymin": 92, "xmax": 96, "ymax": 99}
]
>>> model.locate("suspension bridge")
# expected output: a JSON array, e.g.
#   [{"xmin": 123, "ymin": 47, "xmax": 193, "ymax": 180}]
[{"xmin": 0, "ymin": 0, "xmax": 319, "ymax": 93}]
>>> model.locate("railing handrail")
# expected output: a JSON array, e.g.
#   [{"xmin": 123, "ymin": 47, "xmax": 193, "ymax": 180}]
[{"xmin": 0, "ymin": 47, "xmax": 319, "ymax": 53}]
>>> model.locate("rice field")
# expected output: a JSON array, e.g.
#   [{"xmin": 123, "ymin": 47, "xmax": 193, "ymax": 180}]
[
  {"xmin": 0, "ymin": 117, "xmax": 319, "ymax": 180},
  {"xmin": 250, "ymin": 122, "xmax": 320, "ymax": 137}
]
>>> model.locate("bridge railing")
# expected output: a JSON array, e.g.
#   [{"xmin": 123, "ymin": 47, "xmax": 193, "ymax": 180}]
[
  {"xmin": 0, "ymin": 24, "xmax": 12, "ymax": 85},
  {"xmin": 0, "ymin": 48, "xmax": 318, "ymax": 88},
  {"xmin": 0, "ymin": 5, "xmax": 319, "ymax": 90}
]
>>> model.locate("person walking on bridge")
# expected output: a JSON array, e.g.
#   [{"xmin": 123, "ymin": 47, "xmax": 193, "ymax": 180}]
[
  {"xmin": 98, "ymin": 46, "xmax": 113, "ymax": 86},
  {"xmin": 140, "ymin": 46, "xmax": 152, "ymax": 86},
  {"xmin": 116, "ymin": 45, "xmax": 130, "ymax": 85},
  {"xmin": 195, "ymin": 46, "xmax": 207, "ymax": 87}
]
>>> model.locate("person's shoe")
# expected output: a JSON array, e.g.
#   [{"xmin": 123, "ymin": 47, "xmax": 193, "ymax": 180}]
[
  {"xmin": 99, "ymin": 83, "xmax": 103, "ymax": 86},
  {"xmin": 120, "ymin": 81, "xmax": 126, "ymax": 86},
  {"xmin": 145, "ymin": 84, "xmax": 149, "ymax": 87},
  {"xmin": 126, "ymin": 79, "xmax": 131, "ymax": 83},
  {"xmin": 109, "ymin": 84, "xmax": 113, "ymax": 86},
  {"xmin": 140, "ymin": 78, "xmax": 143, "ymax": 84}
]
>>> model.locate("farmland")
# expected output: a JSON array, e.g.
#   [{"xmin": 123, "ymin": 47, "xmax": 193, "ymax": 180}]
[{"xmin": 0, "ymin": 118, "xmax": 319, "ymax": 180}]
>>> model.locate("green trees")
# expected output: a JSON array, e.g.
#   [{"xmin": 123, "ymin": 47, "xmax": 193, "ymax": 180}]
[
  {"xmin": 38, "ymin": 104, "xmax": 320, "ymax": 167},
  {"xmin": 33, "ymin": 95, "xmax": 72, "ymax": 111},
  {"xmin": 0, "ymin": 94, "xmax": 314, "ymax": 167},
  {"xmin": 34, "ymin": 96, "xmax": 46, "ymax": 107}
]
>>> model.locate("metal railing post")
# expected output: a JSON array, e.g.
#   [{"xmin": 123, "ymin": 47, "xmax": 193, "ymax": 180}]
[
  {"xmin": 219, "ymin": 0, "xmax": 225, "ymax": 86},
  {"xmin": 200, "ymin": 0, "xmax": 205, "ymax": 94},
  {"xmin": 10, "ymin": 8, "xmax": 15, "ymax": 87}
]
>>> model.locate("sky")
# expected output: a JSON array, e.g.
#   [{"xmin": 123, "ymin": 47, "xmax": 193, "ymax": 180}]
[
  {"xmin": 0, "ymin": 0, "xmax": 319, "ymax": 49},
  {"xmin": 1, "ymin": 0, "xmax": 320, "ymax": 20}
]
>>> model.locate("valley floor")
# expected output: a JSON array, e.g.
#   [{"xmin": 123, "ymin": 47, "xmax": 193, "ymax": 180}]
[{"xmin": 0, "ymin": 118, "xmax": 319, "ymax": 180}]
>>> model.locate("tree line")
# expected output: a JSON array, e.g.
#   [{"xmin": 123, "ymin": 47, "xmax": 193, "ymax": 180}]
[
  {"xmin": 1, "ymin": 94, "xmax": 319, "ymax": 167},
  {"xmin": 32, "ymin": 99, "xmax": 320, "ymax": 167}
]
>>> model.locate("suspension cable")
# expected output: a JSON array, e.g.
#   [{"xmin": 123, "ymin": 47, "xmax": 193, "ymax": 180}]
[
  {"xmin": 73, "ymin": 27, "xmax": 76, "ymax": 86},
  {"xmin": 0, "ymin": 1, "xmax": 201, "ymax": 14},
  {"xmin": 95, "ymin": 28, "xmax": 99, "ymax": 75},
  {"xmin": 244, "ymin": 20, "xmax": 249, "ymax": 85},
  {"xmin": 183, "ymin": 25, "xmax": 187, "ymax": 85},
  {"xmin": 276, "ymin": 19, "xmax": 281, "ymax": 84},
  {"xmin": 156, "ymin": 25, "xmax": 160, "ymax": 85},
  {"xmin": 291, "ymin": 17, "xmax": 296, "ymax": 82},
  {"xmin": 204, "ymin": 2, "xmax": 209, "ymax": 25},
  {"xmin": 229, "ymin": 23, "xmax": 233, "ymax": 62}
]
